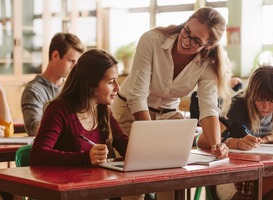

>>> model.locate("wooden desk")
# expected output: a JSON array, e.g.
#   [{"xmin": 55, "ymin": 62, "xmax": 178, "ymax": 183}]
[
  {"xmin": 229, "ymin": 152, "xmax": 273, "ymax": 177},
  {"xmin": 13, "ymin": 119, "xmax": 25, "ymax": 134},
  {"xmin": 0, "ymin": 144, "xmax": 23, "ymax": 162},
  {"xmin": 0, "ymin": 133, "xmax": 29, "ymax": 162},
  {"xmin": 0, "ymin": 159, "xmax": 263, "ymax": 200}
]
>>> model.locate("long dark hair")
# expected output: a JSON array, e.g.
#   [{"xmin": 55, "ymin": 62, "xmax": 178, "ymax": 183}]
[{"xmin": 56, "ymin": 49, "xmax": 118, "ymax": 142}]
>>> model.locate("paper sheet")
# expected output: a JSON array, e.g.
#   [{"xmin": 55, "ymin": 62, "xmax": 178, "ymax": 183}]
[{"xmin": 229, "ymin": 144, "xmax": 273, "ymax": 155}]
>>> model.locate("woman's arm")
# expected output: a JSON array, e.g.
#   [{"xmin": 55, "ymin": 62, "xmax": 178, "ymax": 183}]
[
  {"xmin": 197, "ymin": 116, "xmax": 220, "ymax": 148},
  {"xmin": 197, "ymin": 116, "xmax": 229, "ymax": 158},
  {"xmin": 133, "ymin": 110, "xmax": 151, "ymax": 121}
]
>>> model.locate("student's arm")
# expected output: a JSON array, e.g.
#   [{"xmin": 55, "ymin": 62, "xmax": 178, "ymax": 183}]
[
  {"xmin": 0, "ymin": 86, "xmax": 12, "ymax": 123},
  {"xmin": 0, "ymin": 85, "xmax": 14, "ymax": 137},
  {"xmin": 21, "ymin": 86, "xmax": 44, "ymax": 136},
  {"xmin": 219, "ymin": 119, "xmax": 261, "ymax": 150},
  {"xmin": 30, "ymin": 101, "xmax": 94, "ymax": 167},
  {"xmin": 260, "ymin": 134, "xmax": 273, "ymax": 144}
]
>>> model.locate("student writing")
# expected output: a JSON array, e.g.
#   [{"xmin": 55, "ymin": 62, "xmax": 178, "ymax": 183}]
[{"xmin": 216, "ymin": 66, "xmax": 273, "ymax": 200}]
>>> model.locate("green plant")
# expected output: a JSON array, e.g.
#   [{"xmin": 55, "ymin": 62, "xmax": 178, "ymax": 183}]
[{"xmin": 115, "ymin": 42, "xmax": 136, "ymax": 60}]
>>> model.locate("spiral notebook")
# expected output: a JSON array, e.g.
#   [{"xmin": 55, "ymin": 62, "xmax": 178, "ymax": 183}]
[{"xmin": 100, "ymin": 119, "xmax": 198, "ymax": 172}]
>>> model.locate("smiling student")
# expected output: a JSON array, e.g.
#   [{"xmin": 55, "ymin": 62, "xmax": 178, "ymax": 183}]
[
  {"xmin": 111, "ymin": 6, "xmax": 231, "ymax": 200},
  {"xmin": 30, "ymin": 49, "xmax": 128, "ymax": 168}
]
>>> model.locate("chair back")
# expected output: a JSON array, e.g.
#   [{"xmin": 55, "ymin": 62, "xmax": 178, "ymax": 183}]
[{"xmin": 15, "ymin": 144, "xmax": 32, "ymax": 167}]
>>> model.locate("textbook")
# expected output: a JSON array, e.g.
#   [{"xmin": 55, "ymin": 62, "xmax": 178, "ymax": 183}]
[
  {"xmin": 0, "ymin": 137, "xmax": 35, "ymax": 145},
  {"xmin": 188, "ymin": 149, "xmax": 230, "ymax": 167},
  {"xmin": 229, "ymin": 144, "xmax": 273, "ymax": 155}
]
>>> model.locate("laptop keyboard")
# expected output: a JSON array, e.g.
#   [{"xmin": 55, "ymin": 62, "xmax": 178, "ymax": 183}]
[{"xmin": 113, "ymin": 164, "xmax": 124, "ymax": 168}]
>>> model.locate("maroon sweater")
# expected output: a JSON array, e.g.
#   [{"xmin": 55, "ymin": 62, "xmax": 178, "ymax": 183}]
[{"xmin": 30, "ymin": 100, "xmax": 128, "ymax": 167}]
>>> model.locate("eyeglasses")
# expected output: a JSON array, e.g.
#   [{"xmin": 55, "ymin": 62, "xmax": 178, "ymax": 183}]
[{"xmin": 180, "ymin": 27, "xmax": 210, "ymax": 49}]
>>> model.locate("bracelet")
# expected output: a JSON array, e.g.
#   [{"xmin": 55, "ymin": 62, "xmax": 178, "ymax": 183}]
[
  {"xmin": 225, "ymin": 137, "xmax": 232, "ymax": 147},
  {"xmin": 236, "ymin": 138, "xmax": 241, "ymax": 149}
]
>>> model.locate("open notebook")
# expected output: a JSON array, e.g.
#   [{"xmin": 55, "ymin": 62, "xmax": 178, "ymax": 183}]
[{"xmin": 100, "ymin": 119, "xmax": 197, "ymax": 172}]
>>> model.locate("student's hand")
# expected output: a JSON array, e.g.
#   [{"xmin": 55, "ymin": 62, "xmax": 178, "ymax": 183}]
[
  {"xmin": 0, "ymin": 125, "xmax": 5, "ymax": 137},
  {"xmin": 211, "ymin": 143, "xmax": 229, "ymax": 158},
  {"xmin": 261, "ymin": 134, "xmax": 273, "ymax": 144},
  {"xmin": 238, "ymin": 135, "xmax": 261, "ymax": 150},
  {"xmin": 89, "ymin": 144, "xmax": 109, "ymax": 165}
]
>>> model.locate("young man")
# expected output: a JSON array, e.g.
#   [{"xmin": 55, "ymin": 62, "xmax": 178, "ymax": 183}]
[{"xmin": 21, "ymin": 32, "xmax": 85, "ymax": 136}]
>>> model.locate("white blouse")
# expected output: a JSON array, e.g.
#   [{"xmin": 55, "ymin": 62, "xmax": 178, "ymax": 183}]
[{"xmin": 119, "ymin": 29, "xmax": 220, "ymax": 120}]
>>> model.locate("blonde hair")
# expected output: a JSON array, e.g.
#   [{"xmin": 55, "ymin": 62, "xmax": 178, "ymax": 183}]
[
  {"xmin": 243, "ymin": 66, "xmax": 273, "ymax": 132},
  {"xmin": 154, "ymin": 6, "xmax": 231, "ymax": 116}
]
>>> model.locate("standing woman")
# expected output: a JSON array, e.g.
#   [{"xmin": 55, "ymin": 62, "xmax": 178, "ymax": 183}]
[
  {"xmin": 112, "ymin": 6, "xmax": 231, "ymax": 158},
  {"xmin": 30, "ymin": 49, "xmax": 128, "ymax": 167}
]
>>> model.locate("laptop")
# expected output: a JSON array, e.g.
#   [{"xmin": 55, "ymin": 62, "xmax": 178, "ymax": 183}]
[{"xmin": 100, "ymin": 119, "xmax": 197, "ymax": 172}]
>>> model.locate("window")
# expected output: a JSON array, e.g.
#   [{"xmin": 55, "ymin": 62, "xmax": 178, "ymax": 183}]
[
  {"xmin": 105, "ymin": 0, "xmax": 228, "ymax": 74},
  {"xmin": 107, "ymin": 0, "xmax": 228, "ymax": 53},
  {"xmin": 262, "ymin": 5, "xmax": 273, "ymax": 45}
]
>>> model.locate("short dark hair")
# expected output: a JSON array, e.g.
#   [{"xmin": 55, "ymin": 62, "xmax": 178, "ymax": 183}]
[{"xmin": 48, "ymin": 32, "xmax": 85, "ymax": 60}]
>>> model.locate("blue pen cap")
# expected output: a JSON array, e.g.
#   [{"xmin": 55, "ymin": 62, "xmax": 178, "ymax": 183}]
[
  {"xmin": 242, "ymin": 125, "xmax": 252, "ymax": 135},
  {"xmin": 221, "ymin": 122, "xmax": 250, "ymax": 138}
]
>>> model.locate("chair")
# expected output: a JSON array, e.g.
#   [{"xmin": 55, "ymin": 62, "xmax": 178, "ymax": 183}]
[
  {"xmin": 15, "ymin": 144, "xmax": 32, "ymax": 200},
  {"xmin": 194, "ymin": 186, "xmax": 214, "ymax": 200},
  {"xmin": 15, "ymin": 144, "xmax": 32, "ymax": 167}
]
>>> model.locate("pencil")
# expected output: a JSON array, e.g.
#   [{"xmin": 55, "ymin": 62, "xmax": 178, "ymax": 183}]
[{"xmin": 79, "ymin": 135, "xmax": 97, "ymax": 146}]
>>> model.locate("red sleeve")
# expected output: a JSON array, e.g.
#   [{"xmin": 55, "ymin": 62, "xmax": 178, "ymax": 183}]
[{"xmin": 30, "ymin": 100, "xmax": 92, "ymax": 167}]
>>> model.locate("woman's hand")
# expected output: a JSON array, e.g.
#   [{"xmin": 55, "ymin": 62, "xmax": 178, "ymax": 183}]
[
  {"xmin": 261, "ymin": 134, "xmax": 273, "ymax": 144},
  {"xmin": 0, "ymin": 125, "xmax": 5, "ymax": 137},
  {"xmin": 238, "ymin": 135, "xmax": 261, "ymax": 150},
  {"xmin": 211, "ymin": 143, "xmax": 229, "ymax": 158},
  {"xmin": 89, "ymin": 144, "xmax": 109, "ymax": 165}
]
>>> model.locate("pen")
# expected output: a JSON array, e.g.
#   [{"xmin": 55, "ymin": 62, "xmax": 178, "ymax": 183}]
[
  {"xmin": 79, "ymin": 135, "xmax": 97, "ymax": 146},
  {"xmin": 221, "ymin": 131, "xmax": 230, "ymax": 143},
  {"xmin": 242, "ymin": 125, "xmax": 251, "ymax": 135}
]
